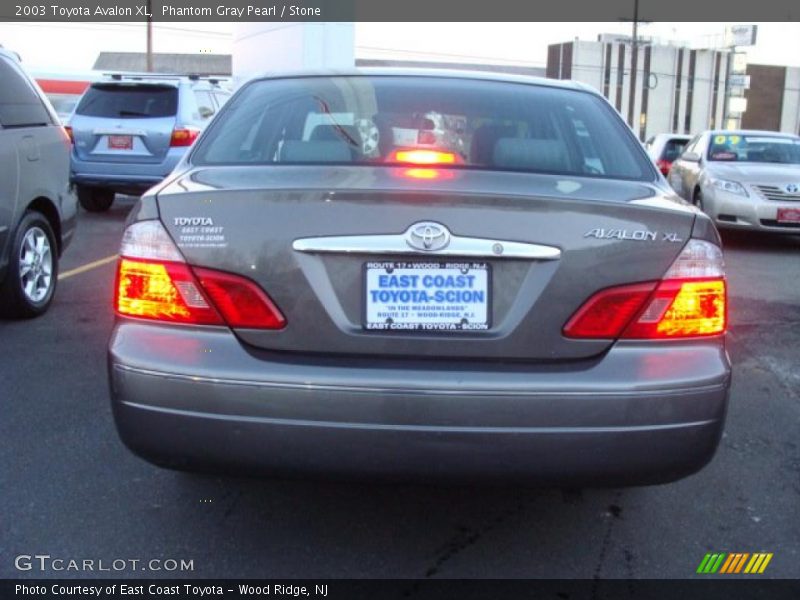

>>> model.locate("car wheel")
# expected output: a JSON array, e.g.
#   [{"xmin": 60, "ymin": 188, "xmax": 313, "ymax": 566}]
[
  {"xmin": 693, "ymin": 188, "xmax": 705, "ymax": 211},
  {"xmin": 77, "ymin": 186, "xmax": 115, "ymax": 212},
  {"xmin": 0, "ymin": 211, "xmax": 58, "ymax": 318}
]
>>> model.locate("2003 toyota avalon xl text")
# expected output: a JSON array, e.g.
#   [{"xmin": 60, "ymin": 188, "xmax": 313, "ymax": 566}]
[{"xmin": 108, "ymin": 70, "xmax": 731, "ymax": 486}]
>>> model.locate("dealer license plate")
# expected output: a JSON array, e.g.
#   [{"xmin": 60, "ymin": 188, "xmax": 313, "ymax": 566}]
[
  {"xmin": 108, "ymin": 135, "xmax": 133, "ymax": 150},
  {"xmin": 364, "ymin": 261, "xmax": 490, "ymax": 331},
  {"xmin": 777, "ymin": 208, "xmax": 800, "ymax": 223}
]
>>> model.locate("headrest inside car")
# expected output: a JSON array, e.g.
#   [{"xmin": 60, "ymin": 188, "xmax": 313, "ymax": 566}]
[
  {"xmin": 280, "ymin": 141, "xmax": 352, "ymax": 163},
  {"xmin": 493, "ymin": 138, "xmax": 570, "ymax": 172}
]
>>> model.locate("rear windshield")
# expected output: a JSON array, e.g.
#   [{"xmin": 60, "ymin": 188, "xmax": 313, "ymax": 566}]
[
  {"xmin": 75, "ymin": 84, "xmax": 177, "ymax": 119},
  {"xmin": 661, "ymin": 138, "xmax": 689, "ymax": 162},
  {"xmin": 192, "ymin": 76, "xmax": 654, "ymax": 180},
  {"xmin": 47, "ymin": 94, "xmax": 80, "ymax": 117},
  {"xmin": 707, "ymin": 133, "xmax": 800, "ymax": 164}
]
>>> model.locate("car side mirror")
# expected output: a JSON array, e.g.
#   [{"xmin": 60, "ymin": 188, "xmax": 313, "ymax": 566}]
[
  {"xmin": 198, "ymin": 106, "xmax": 215, "ymax": 119},
  {"xmin": 681, "ymin": 151, "xmax": 701, "ymax": 163}
]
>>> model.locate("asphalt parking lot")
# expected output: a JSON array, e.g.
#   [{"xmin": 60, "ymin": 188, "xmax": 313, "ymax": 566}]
[{"xmin": 1, "ymin": 196, "xmax": 799, "ymax": 579}]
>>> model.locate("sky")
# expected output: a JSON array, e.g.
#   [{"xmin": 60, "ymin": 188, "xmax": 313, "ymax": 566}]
[{"xmin": 0, "ymin": 22, "xmax": 798, "ymax": 73}]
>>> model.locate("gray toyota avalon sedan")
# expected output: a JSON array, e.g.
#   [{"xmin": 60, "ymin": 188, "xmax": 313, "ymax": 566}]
[{"xmin": 109, "ymin": 70, "xmax": 731, "ymax": 485}]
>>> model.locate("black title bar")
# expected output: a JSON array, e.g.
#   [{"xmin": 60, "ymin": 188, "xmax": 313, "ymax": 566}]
[{"xmin": 2, "ymin": 0, "xmax": 799, "ymax": 22}]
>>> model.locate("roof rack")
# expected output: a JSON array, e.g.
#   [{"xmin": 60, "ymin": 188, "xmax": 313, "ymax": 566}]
[{"xmin": 102, "ymin": 72, "xmax": 229, "ymax": 85}]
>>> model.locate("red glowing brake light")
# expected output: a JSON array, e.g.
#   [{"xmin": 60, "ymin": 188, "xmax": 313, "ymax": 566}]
[
  {"xmin": 194, "ymin": 268, "xmax": 286, "ymax": 329},
  {"xmin": 563, "ymin": 240, "xmax": 726, "ymax": 340},
  {"xmin": 656, "ymin": 159, "xmax": 672, "ymax": 176},
  {"xmin": 387, "ymin": 148, "xmax": 461, "ymax": 165},
  {"xmin": 170, "ymin": 127, "xmax": 200, "ymax": 147},
  {"xmin": 562, "ymin": 283, "xmax": 657, "ymax": 339}
]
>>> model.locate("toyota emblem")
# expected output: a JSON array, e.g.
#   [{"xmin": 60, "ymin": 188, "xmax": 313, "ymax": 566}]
[
  {"xmin": 405, "ymin": 222, "xmax": 451, "ymax": 252},
  {"xmin": 785, "ymin": 183, "xmax": 800, "ymax": 194}
]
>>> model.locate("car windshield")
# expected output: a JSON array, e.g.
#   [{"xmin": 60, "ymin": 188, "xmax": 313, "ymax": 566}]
[
  {"xmin": 662, "ymin": 138, "xmax": 689, "ymax": 162},
  {"xmin": 192, "ymin": 75, "xmax": 653, "ymax": 180},
  {"xmin": 707, "ymin": 133, "xmax": 800, "ymax": 164},
  {"xmin": 75, "ymin": 83, "xmax": 178, "ymax": 119},
  {"xmin": 46, "ymin": 94, "xmax": 80, "ymax": 117}
]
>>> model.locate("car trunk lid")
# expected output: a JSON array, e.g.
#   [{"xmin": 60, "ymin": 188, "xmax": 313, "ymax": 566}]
[{"xmin": 154, "ymin": 166, "xmax": 696, "ymax": 362}]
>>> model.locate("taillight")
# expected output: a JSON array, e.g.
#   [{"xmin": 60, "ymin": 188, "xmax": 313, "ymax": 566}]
[
  {"xmin": 115, "ymin": 220, "xmax": 285, "ymax": 329},
  {"xmin": 194, "ymin": 268, "xmax": 286, "ymax": 329},
  {"xmin": 170, "ymin": 127, "xmax": 200, "ymax": 147},
  {"xmin": 564, "ymin": 240, "xmax": 726, "ymax": 340},
  {"xmin": 387, "ymin": 148, "xmax": 461, "ymax": 165},
  {"xmin": 116, "ymin": 258, "xmax": 224, "ymax": 325},
  {"xmin": 622, "ymin": 279, "xmax": 725, "ymax": 338},
  {"xmin": 656, "ymin": 159, "xmax": 671, "ymax": 176},
  {"xmin": 63, "ymin": 126, "xmax": 73, "ymax": 144},
  {"xmin": 562, "ymin": 282, "xmax": 657, "ymax": 339}
]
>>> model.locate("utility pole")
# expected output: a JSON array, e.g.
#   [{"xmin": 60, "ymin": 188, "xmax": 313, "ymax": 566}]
[{"xmin": 145, "ymin": 0, "xmax": 153, "ymax": 72}]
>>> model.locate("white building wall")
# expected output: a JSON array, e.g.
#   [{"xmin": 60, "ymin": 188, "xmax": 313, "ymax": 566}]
[
  {"xmin": 690, "ymin": 51, "xmax": 715, "ymax": 132},
  {"xmin": 232, "ymin": 23, "xmax": 354, "ymax": 88},
  {"xmin": 780, "ymin": 66, "xmax": 800, "ymax": 134},
  {"xmin": 646, "ymin": 45, "xmax": 677, "ymax": 138},
  {"xmin": 554, "ymin": 41, "xmax": 735, "ymax": 136},
  {"xmin": 572, "ymin": 41, "xmax": 604, "ymax": 92}
]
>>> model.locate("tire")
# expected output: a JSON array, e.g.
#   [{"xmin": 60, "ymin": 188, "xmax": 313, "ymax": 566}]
[
  {"xmin": 77, "ymin": 186, "xmax": 114, "ymax": 212},
  {"xmin": 693, "ymin": 187, "xmax": 705, "ymax": 212},
  {"xmin": 0, "ymin": 211, "xmax": 59, "ymax": 318}
]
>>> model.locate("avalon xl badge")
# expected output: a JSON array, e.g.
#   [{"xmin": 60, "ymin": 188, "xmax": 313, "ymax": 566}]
[
  {"xmin": 584, "ymin": 228, "xmax": 683, "ymax": 242},
  {"xmin": 405, "ymin": 222, "xmax": 451, "ymax": 251}
]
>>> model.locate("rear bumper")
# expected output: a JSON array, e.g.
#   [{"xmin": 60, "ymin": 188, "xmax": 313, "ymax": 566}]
[
  {"xmin": 109, "ymin": 321, "xmax": 731, "ymax": 485},
  {"xmin": 70, "ymin": 148, "xmax": 184, "ymax": 193}
]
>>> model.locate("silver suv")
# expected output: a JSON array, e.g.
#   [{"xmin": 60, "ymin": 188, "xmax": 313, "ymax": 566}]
[
  {"xmin": 69, "ymin": 74, "xmax": 230, "ymax": 212},
  {"xmin": 0, "ymin": 48, "xmax": 77, "ymax": 318}
]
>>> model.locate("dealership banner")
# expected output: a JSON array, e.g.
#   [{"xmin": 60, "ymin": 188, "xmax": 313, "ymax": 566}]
[
  {"xmin": 4, "ymin": 579, "xmax": 800, "ymax": 599},
  {"xmin": 1, "ymin": 0, "xmax": 798, "ymax": 22}
]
